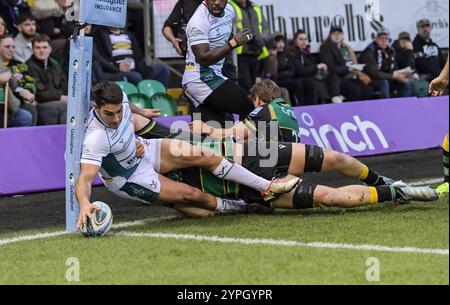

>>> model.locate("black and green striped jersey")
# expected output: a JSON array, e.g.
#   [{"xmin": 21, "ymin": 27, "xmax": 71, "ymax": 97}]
[{"xmin": 243, "ymin": 98, "xmax": 300, "ymax": 143}]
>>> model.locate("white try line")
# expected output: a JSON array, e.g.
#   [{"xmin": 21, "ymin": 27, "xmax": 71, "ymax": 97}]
[
  {"xmin": 0, "ymin": 215, "xmax": 180, "ymax": 247},
  {"xmin": 114, "ymin": 231, "xmax": 450, "ymax": 256}
]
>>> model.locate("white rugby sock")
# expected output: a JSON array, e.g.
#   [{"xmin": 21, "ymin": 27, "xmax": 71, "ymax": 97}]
[
  {"xmin": 212, "ymin": 158, "xmax": 270, "ymax": 192},
  {"xmin": 215, "ymin": 197, "xmax": 246, "ymax": 213}
]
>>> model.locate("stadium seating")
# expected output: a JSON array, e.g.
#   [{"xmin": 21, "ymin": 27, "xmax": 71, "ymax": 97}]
[
  {"xmin": 138, "ymin": 80, "xmax": 166, "ymax": 99},
  {"xmin": 149, "ymin": 93, "xmax": 177, "ymax": 117},
  {"xmin": 116, "ymin": 81, "xmax": 139, "ymax": 96},
  {"xmin": 128, "ymin": 92, "xmax": 153, "ymax": 109}
]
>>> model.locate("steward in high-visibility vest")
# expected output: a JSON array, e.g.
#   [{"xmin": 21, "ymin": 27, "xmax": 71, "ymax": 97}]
[{"xmin": 229, "ymin": 0, "xmax": 269, "ymax": 60}]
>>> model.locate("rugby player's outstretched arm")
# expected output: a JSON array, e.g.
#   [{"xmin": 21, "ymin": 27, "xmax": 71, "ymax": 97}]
[
  {"xmin": 192, "ymin": 29, "xmax": 252, "ymax": 66},
  {"xmin": 75, "ymin": 163, "xmax": 101, "ymax": 229},
  {"xmin": 190, "ymin": 120, "xmax": 250, "ymax": 141}
]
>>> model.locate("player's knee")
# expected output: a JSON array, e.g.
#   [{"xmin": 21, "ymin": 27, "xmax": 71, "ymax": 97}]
[
  {"xmin": 325, "ymin": 151, "xmax": 346, "ymax": 169},
  {"xmin": 182, "ymin": 186, "xmax": 206, "ymax": 203}
]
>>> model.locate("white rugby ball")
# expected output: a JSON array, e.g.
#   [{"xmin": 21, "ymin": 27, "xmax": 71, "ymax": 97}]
[{"xmin": 80, "ymin": 201, "xmax": 113, "ymax": 237}]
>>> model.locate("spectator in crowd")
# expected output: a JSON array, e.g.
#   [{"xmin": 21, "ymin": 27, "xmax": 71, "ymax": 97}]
[
  {"xmin": 413, "ymin": 18, "xmax": 446, "ymax": 81},
  {"xmin": 30, "ymin": 0, "xmax": 66, "ymax": 40},
  {"xmin": 0, "ymin": 71, "xmax": 32, "ymax": 127},
  {"xmin": 291, "ymin": 30, "xmax": 330, "ymax": 103},
  {"xmin": 27, "ymin": 34, "xmax": 67, "ymax": 125},
  {"xmin": 337, "ymin": 29, "xmax": 373, "ymax": 101},
  {"xmin": 127, "ymin": 0, "xmax": 145, "ymax": 48},
  {"xmin": 229, "ymin": 0, "xmax": 270, "ymax": 93},
  {"xmin": 0, "ymin": 34, "xmax": 37, "ymax": 125},
  {"xmin": 0, "ymin": 15, "xmax": 7, "ymax": 36},
  {"xmin": 320, "ymin": 26, "xmax": 372, "ymax": 103},
  {"xmin": 1, "ymin": 0, "xmax": 31, "ymax": 36},
  {"xmin": 1, "ymin": 37, "xmax": 32, "ymax": 127},
  {"xmin": 93, "ymin": 26, "xmax": 170, "ymax": 87},
  {"xmin": 393, "ymin": 31, "xmax": 429, "ymax": 97},
  {"xmin": 13, "ymin": 13, "xmax": 36, "ymax": 63},
  {"xmin": 271, "ymin": 32, "xmax": 317, "ymax": 106},
  {"xmin": 361, "ymin": 27, "xmax": 411, "ymax": 99}
]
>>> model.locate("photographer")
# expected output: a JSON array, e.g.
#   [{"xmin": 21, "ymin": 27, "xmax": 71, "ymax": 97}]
[{"xmin": 163, "ymin": 0, "xmax": 203, "ymax": 57}]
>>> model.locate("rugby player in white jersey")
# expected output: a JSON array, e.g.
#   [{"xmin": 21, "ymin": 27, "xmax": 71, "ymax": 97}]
[
  {"xmin": 75, "ymin": 82, "xmax": 299, "ymax": 228},
  {"xmin": 182, "ymin": 0, "xmax": 255, "ymax": 127}
]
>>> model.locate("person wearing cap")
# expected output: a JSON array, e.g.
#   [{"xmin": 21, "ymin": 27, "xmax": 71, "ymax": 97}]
[
  {"xmin": 392, "ymin": 31, "xmax": 429, "ymax": 97},
  {"xmin": 320, "ymin": 25, "xmax": 373, "ymax": 103},
  {"xmin": 413, "ymin": 18, "xmax": 446, "ymax": 81},
  {"xmin": 361, "ymin": 27, "xmax": 411, "ymax": 99}
]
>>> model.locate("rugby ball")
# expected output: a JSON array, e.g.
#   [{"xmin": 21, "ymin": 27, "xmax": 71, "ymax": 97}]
[{"xmin": 80, "ymin": 201, "xmax": 113, "ymax": 237}]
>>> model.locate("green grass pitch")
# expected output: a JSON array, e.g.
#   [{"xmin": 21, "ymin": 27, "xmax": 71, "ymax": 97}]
[{"xmin": 0, "ymin": 195, "xmax": 448, "ymax": 284}]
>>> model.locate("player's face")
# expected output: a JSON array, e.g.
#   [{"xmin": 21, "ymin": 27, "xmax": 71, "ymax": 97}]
[
  {"xmin": 97, "ymin": 103, "xmax": 124, "ymax": 129},
  {"xmin": 208, "ymin": 0, "xmax": 227, "ymax": 17}
]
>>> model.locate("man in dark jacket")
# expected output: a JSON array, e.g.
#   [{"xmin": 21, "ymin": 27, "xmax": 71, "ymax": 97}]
[
  {"xmin": 393, "ymin": 31, "xmax": 429, "ymax": 97},
  {"xmin": 413, "ymin": 18, "xmax": 446, "ymax": 81},
  {"xmin": 93, "ymin": 26, "xmax": 170, "ymax": 87},
  {"xmin": 163, "ymin": 0, "xmax": 203, "ymax": 57},
  {"xmin": 26, "ymin": 34, "xmax": 67, "ymax": 125},
  {"xmin": 361, "ymin": 28, "xmax": 411, "ymax": 99}
]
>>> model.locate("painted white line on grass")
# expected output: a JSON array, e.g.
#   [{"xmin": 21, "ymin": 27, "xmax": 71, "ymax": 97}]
[
  {"xmin": 112, "ymin": 215, "xmax": 180, "ymax": 229},
  {"xmin": 0, "ymin": 231, "xmax": 68, "ymax": 247},
  {"xmin": 0, "ymin": 215, "xmax": 180, "ymax": 247},
  {"xmin": 115, "ymin": 231, "xmax": 450, "ymax": 256}
]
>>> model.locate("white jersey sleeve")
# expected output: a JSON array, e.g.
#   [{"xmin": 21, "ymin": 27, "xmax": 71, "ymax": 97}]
[
  {"xmin": 187, "ymin": 8, "xmax": 210, "ymax": 47},
  {"xmin": 81, "ymin": 129, "xmax": 110, "ymax": 167}
]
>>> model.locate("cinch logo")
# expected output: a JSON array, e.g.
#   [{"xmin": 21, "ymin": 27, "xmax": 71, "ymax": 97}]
[{"xmin": 299, "ymin": 113, "xmax": 389, "ymax": 153}]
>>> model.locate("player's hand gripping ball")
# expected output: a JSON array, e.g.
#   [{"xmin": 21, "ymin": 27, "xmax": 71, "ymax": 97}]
[{"xmin": 80, "ymin": 201, "xmax": 113, "ymax": 237}]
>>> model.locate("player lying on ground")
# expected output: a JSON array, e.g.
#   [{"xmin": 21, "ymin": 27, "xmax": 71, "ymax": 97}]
[
  {"xmin": 429, "ymin": 54, "xmax": 449, "ymax": 195},
  {"xmin": 75, "ymin": 82, "xmax": 299, "ymax": 229},
  {"xmin": 133, "ymin": 120, "xmax": 439, "ymax": 217}
]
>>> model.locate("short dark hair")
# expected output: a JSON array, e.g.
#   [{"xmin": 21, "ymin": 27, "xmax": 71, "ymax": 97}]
[
  {"xmin": 92, "ymin": 81, "xmax": 124, "ymax": 107},
  {"xmin": 0, "ymin": 34, "xmax": 14, "ymax": 44},
  {"xmin": 250, "ymin": 79, "xmax": 281, "ymax": 104},
  {"xmin": 16, "ymin": 13, "xmax": 36, "ymax": 25},
  {"xmin": 32, "ymin": 34, "xmax": 51, "ymax": 48}
]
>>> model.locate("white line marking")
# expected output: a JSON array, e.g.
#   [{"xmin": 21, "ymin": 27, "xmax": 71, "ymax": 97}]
[
  {"xmin": 111, "ymin": 215, "xmax": 180, "ymax": 229},
  {"xmin": 114, "ymin": 231, "xmax": 449, "ymax": 256},
  {"xmin": 0, "ymin": 216, "xmax": 180, "ymax": 247},
  {"xmin": 0, "ymin": 231, "xmax": 68, "ymax": 247}
]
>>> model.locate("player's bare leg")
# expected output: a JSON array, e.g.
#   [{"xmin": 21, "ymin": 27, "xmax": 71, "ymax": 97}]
[
  {"xmin": 287, "ymin": 144, "xmax": 394, "ymax": 186},
  {"xmin": 157, "ymin": 174, "xmax": 218, "ymax": 208},
  {"xmin": 272, "ymin": 175, "xmax": 438, "ymax": 210}
]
